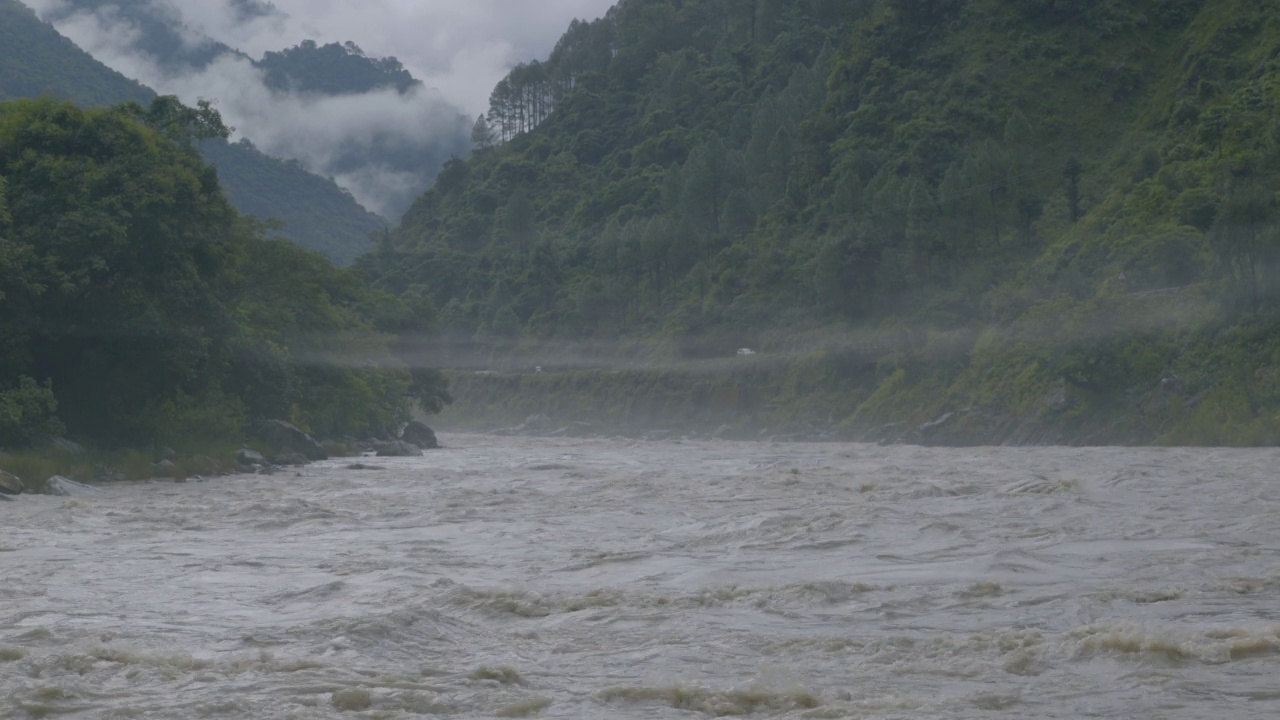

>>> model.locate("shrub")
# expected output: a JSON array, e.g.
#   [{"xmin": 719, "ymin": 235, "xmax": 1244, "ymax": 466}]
[{"xmin": 0, "ymin": 376, "xmax": 65, "ymax": 448}]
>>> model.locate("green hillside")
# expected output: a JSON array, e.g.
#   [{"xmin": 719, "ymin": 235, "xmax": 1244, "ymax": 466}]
[
  {"xmin": 0, "ymin": 0, "xmax": 152, "ymax": 106},
  {"xmin": 0, "ymin": 96, "xmax": 447, "ymax": 454},
  {"xmin": 0, "ymin": 0, "xmax": 385, "ymax": 265},
  {"xmin": 258, "ymin": 40, "xmax": 421, "ymax": 95},
  {"xmin": 364, "ymin": 0, "xmax": 1280, "ymax": 445}
]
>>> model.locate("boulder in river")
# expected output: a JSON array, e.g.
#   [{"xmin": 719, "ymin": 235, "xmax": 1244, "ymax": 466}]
[
  {"xmin": 0, "ymin": 469, "xmax": 24, "ymax": 496},
  {"xmin": 237, "ymin": 448, "xmax": 266, "ymax": 465},
  {"xmin": 401, "ymin": 421, "xmax": 438, "ymax": 450},
  {"xmin": 375, "ymin": 440, "xmax": 423, "ymax": 457},
  {"xmin": 45, "ymin": 476, "xmax": 101, "ymax": 497},
  {"xmin": 250, "ymin": 419, "xmax": 327, "ymax": 461},
  {"xmin": 271, "ymin": 453, "xmax": 310, "ymax": 466}
]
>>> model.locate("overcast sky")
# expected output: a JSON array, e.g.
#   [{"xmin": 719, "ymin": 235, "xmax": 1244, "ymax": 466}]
[
  {"xmin": 203, "ymin": 0, "xmax": 619, "ymax": 115},
  {"xmin": 21, "ymin": 0, "xmax": 618, "ymax": 217},
  {"xmin": 30, "ymin": 0, "xmax": 619, "ymax": 116}
]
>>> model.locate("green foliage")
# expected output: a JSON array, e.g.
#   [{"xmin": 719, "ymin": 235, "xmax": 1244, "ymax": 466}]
[
  {"xmin": 0, "ymin": 97, "xmax": 449, "ymax": 448},
  {"xmin": 258, "ymin": 40, "xmax": 420, "ymax": 95},
  {"xmin": 362, "ymin": 0, "xmax": 1280, "ymax": 350},
  {"xmin": 354, "ymin": 0, "xmax": 1280, "ymax": 445},
  {"xmin": 0, "ymin": 377, "xmax": 65, "ymax": 447},
  {"xmin": 201, "ymin": 139, "xmax": 387, "ymax": 266},
  {"xmin": 0, "ymin": 0, "xmax": 392, "ymax": 265},
  {"xmin": 0, "ymin": 0, "xmax": 151, "ymax": 107}
]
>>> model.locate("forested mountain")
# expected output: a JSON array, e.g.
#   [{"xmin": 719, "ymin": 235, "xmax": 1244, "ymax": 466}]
[
  {"xmin": 366, "ymin": 0, "xmax": 1280, "ymax": 444},
  {"xmin": 0, "ymin": 0, "xmax": 385, "ymax": 264},
  {"xmin": 257, "ymin": 40, "xmax": 421, "ymax": 95},
  {"xmin": 0, "ymin": 0, "xmax": 152, "ymax": 106},
  {"xmin": 0, "ymin": 96, "xmax": 447, "ymax": 449},
  {"xmin": 25, "ymin": 0, "xmax": 474, "ymax": 221}
]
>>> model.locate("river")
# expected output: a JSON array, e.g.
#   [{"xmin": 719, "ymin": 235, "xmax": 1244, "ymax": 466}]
[{"xmin": 2, "ymin": 435, "xmax": 1278, "ymax": 718}]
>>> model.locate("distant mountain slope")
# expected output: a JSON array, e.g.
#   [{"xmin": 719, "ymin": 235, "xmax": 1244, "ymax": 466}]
[
  {"xmin": 356, "ymin": 0, "xmax": 1280, "ymax": 446},
  {"xmin": 257, "ymin": 40, "xmax": 421, "ymax": 95},
  {"xmin": 201, "ymin": 138, "xmax": 384, "ymax": 265},
  {"xmin": 29, "ymin": 0, "xmax": 473, "ymax": 220},
  {"xmin": 0, "ymin": 0, "xmax": 151, "ymax": 106},
  {"xmin": 367, "ymin": 0, "xmax": 1280, "ymax": 337},
  {"xmin": 0, "ymin": 0, "xmax": 384, "ymax": 265}
]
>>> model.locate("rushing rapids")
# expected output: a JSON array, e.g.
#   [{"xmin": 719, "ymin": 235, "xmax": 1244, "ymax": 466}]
[{"xmin": 2, "ymin": 436, "xmax": 1279, "ymax": 718}]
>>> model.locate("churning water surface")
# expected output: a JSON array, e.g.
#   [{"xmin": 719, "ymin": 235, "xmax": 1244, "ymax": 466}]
[{"xmin": 2, "ymin": 436, "xmax": 1279, "ymax": 718}]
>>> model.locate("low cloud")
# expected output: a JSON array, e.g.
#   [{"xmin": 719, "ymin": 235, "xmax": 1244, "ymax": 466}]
[{"xmin": 22, "ymin": 0, "xmax": 616, "ymax": 217}]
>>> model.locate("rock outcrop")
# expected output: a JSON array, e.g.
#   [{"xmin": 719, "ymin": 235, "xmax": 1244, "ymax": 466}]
[
  {"xmin": 0, "ymin": 470, "xmax": 23, "ymax": 496},
  {"xmin": 250, "ymin": 420, "xmax": 327, "ymax": 461},
  {"xmin": 46, "ymin": 437, "xmax": 86, "ymax": 455},
  {"xmin": 401, "ymin": 421, "xmax": 439, "ymax": 449},
  {"xmin": 45, "ymin": 476, "xmax": 101, "ymax": 497},
  {"xmin": 375, "ymin": 441, "xmax": 423, "ymax": 457}
]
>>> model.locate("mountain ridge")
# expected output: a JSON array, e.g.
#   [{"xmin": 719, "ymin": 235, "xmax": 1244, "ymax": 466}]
[
  {"xmin": 365, "ymin": 0, "xmax": 1280, "ymax": 445},
  {"xmin": 0, "ymin": 0, "xmax": 386, "ymax": 264}
]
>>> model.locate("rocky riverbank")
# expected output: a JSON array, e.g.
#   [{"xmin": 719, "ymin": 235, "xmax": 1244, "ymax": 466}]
[{"xmin": 0, "ymin": 419, "xmax": 442, "ymax": 500}]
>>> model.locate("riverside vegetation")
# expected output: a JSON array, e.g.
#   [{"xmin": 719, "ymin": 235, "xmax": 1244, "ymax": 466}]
[
  {"xmin": 0, "ymin": 96, "xmax": 450, "ymax": 490},
  {"xmin": 357, "ymin": 0, "xmax": 1280, "ymax": 445}
]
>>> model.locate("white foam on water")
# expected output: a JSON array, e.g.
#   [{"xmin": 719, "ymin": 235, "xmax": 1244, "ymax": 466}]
[{"xmin": 2, "ymin": 437, "xmax": 1279, "ymax": 717}]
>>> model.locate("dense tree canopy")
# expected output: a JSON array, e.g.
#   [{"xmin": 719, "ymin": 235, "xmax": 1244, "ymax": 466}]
[
  {"xmin": 0, "ymin": 97, "xmax": 448, "ymax": 448},
  {"xmin": 362, "ymin": 0, "xmax": 1280, "ymax": 361},
  {"xmin": 0, "ymin": 0, "xmax": 393, "ymax": 265}
]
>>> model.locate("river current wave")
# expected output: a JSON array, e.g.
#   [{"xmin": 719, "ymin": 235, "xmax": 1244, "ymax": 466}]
[{"xmin": 2, "ymin": 436, "xmax": 1278, "ymax": 718}]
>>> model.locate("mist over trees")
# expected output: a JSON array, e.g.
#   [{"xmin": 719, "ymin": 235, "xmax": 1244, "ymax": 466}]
[
  {"xmin": 19, "ymin": 0, "xmax": 474, "ymax": 222},
  {"xmin": 0, "ymin": 0, "xmax": 390, "ymax": 266}
]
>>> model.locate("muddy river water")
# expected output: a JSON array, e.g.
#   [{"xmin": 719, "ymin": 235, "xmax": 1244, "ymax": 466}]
[{"xmin": 2, "ymin": 435, "xmax": 1279, "ymax": 718}]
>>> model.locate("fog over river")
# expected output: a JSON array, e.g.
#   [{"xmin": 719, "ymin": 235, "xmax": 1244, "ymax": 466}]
[{"xmin": 2, "ymin": 436, "xmax": 1279, "ymax": 718}]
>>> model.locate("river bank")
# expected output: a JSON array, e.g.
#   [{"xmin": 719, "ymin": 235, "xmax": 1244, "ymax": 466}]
[{"xmin": 434, "ymin": 310, "xmax": 1280, "ymax": 447}]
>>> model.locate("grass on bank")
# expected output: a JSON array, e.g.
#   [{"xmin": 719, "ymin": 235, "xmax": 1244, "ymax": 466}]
[{"xmin": 0, "ymin": 443, "xmax": 244, "ymax": 493}]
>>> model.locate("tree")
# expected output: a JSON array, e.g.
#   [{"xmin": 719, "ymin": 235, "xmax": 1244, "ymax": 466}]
[
  {"xmin": 0, "ymin": 97, "xmax": 239, "ymax": 439},
  {"xmin": 471, "ymin": 114, "xmax": 497, "ymax": 149},
  {"xmin": 1064, "ymin": 155, "xmax": 1083, "ymax": 223},
  {"xmin": 125, "ymin": 95, "xmax": 233, "ymax": 148}
]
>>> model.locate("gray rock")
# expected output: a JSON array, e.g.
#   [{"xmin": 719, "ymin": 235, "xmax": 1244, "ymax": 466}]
[
  {"xmin": 156, "ymin": 446, "xmax": 177, "ymax": 460},
  {"xmin": 237, "ymin": 448, "xmax": 266, "ymax": 465},
  {"xmin": 524, "ymin": 413, "xmax": 553, "ymax": 431},
  {"xmin": 155, "ymin": 459, "xmax": 176, "ymax": 470},
  {"xmin": 0, "ymin": 493, "xmax": 12, "ymax": 501},
  {"xmin": 271, "ymin": 453, "xmax": 309, "ymax": 466},
  {"xmin": 45, "ymin": 476, "xmax": 101, "ymax": 497},
  {"xmin": 0, "ymin": 469, "xmax": 23, "ymax": 496},
  {"xmin": 47, "ymin": 437, "xmax": 86, "ymax": 455},
  {"xmin": 189, "ymin": 455, "xmax": 219, "ymax": 475},
  {"xmin": 251, "ymin": 419, "xmax": 327, "ymax": 461},
  {"xmin": 1048, "ymin": 386, "xmax": 1069, "ymax": 413},
  {"xmin": 401, "ymin": 421, "xmax": 438, "ymax": 449},
  {"xmin": 375, "ymin": 440, "xmax": 423, "ymax": 457}
]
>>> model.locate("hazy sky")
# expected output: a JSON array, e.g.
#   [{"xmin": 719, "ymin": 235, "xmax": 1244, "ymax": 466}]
[
  {"xmin": 204, "ymin": 0, "xmax": 619, "ymax": 115},
  {"xmin": 21, "ymin": 0, "xmax": 617, "ymax": 217},
  {"xmin": 28, "ymin": 0, "xmax": 618, "ymax": 116}
]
